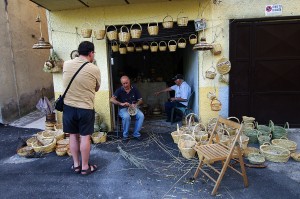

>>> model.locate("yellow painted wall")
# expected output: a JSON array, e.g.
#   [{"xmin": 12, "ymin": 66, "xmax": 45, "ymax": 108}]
[{"xmin": 49, "ymin": 0, "xmax": 300, "ymax": 127}]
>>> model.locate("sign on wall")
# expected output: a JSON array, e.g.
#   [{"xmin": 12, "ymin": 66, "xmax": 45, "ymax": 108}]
[{"xmin": 265, "ymin": 4, "xmax": 283, "ymax": 16}]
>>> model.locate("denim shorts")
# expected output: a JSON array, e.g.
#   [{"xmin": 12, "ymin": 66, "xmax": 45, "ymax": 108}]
[{"xmin": 63, "ymin": 104, "xmax": 95, "ymax": 136}]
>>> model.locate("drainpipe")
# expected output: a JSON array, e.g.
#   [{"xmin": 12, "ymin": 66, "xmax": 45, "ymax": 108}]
[{"xmin": 4, "ymin": 0, "xmax": 21, "ymax": 118}]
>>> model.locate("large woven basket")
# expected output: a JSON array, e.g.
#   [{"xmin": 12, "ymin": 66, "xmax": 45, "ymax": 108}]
[
  {"xmin": 178, "ymin": 37, "xmax": 186, "ymax": 48},
  {"xmin": 106, "ymin": 25, "xmax": 118, "ymax": 41},
  {"xmin": 168, "ymin": 40, "xmax": 177, "ymax": 52},
  {"xmin": 118, "ymin": 25, "xmax": 130, "ymax": 43},
  {"xmin": 81, "ymin": 22, "xmax": 92, "ymax": 38},
  {"xmin": 189, "ymin": 34, "xmax": 197, "ymax": 44},
  {"xmin": 130, "ymin": 23, "xmax": 142, "ymax": 39},
  {"xmin": 177, "ymin": 12, "xmax": 188, "ymax": 26},
  {"xmin": 260, "ymin": 143, "xmax": 290, "ymax": 163},
  {"xmin": 148, "ymin": 21, "xmax": 159, "ymax": 35},
  {"xmin": 159, "ymin": 41, "xmax": 167, "ymax": 51},
  {"xmin": 94, "ymin": 29, "xmax": 106, "ymax": 40},
  {"xmin": 162, "ymin": 15, "xmax": 174, "ymax": 29},
  {"xmin": 272, "ymin": 121, "xmax": 289, "ymax": 139},
  {"xmin": 150, "ymin": 41, "xmax": 158, "ymax": 52},
  {"xmin": 32, "ymin": 138, "xmax": 57, "ymax": 153},
  {"xmin": 271, "ymin": 137, "xmax": 297, "ymax": 153}
]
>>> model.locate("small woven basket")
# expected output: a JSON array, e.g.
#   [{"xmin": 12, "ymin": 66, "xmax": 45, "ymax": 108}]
[
  {"xmin": 177, "ymin": 12, "xmax": 188, "ymax": 26},
  {"xmin": 81, "ymin": 22, "xmax": 92, "ymax": 38},
  {"xmin": 210, "ymin": 98, "xmax": 222, "ymax": 111},
  {"xmin": 205, "ymin": 66, "xmax": 217, "ymax": 79},
  {"xmin": 119, "ymin": 43, "xmax": 127, "ymax": 54},
  {"xmin": 111, "ymin": 41, "xmax": 119, "ymax": 52},
  {"xmin": 291, "ymin": 152, "xmax": 300, "ymax": 162},
  {"xmin": 177, "ymin": 37, "xmax": 186, "ymax": 48},
  {"xmin": 260, "ymin": 143, "xmax": 290, "ymax": 163},
  {"xmin": 130, "ymin": 23, "xmax": 142, "ymax": 39},
  {"xmin": 257, "ymin": 132, "xmax": 272, "ymax": 146},
  {"xmin": 91, "ymin": 132, "xmax": 107, "ymax": 144},
  {"xmin": 178, "ymin": 134, "xmax": 196, "ymax": 159},
  {"xmin": 150, "ymin": 41, "xmax": 158, "ymax": 52},
  {"xmin": 243, "ymin": 147, "xmax": 260, "ymax": 158},
  {"xmin": 126, "ymin": 42, "xmax": 135, "ymax": 52},
  {"xmin": 189, "ymin": 34, "xmax": 197, "ymax": 44},
  {"xmin": 244, "ymin": 129, "xmax": 259, "ymax": 144},
  {"xmin": 272, "ymin": 121, "xmax": 289, "ymax": 139},
  {"xmin": 225, "ymin": 117, "xmax": 240, "ymax": 136},
  {"xmin": 162, "ymin": 15, "xmax": 174, "ymax": 28},
  {"xmin": 118, "ymin": 25, "xmax": 131, "ymax": 43},
  {"xmin": 55, "ymin": 147, "xmax": 67, "ymax": 156},
  {"xmin": 32, "ymin": 138, "xmax": 57, "ymax": 153},
  {"xmin": 247, "ymin": 153, "xmax": 265, "ymax": 164},
  {"xmin": 271, "ymin": 137, "xmax": 297, "ymax": 153},
  {"xmin": 211, "ymin": 43, "xmax": 222, "ymax": 55},
  {"xmin": 94, "ymin": 29, "xmax": 106, "ymax": 40},
  {"xmin": 256, "ymin": 121, "xmax": 273, "ymax": 136},
  {"xmin": 148, "ymin": 21, "xmax": 159, "ymax": 35},
  {"xmin": 106, "ymin": 25, "xmax": 118, "ymax": 41},
  {"xmin": 168, "ymin": 40, "xmax": 177, "ymax": 52},
  {"xmin": 159, "ymin": 41, "xmax": 167, "ymax": 51},
  {"xmin": 142, "ymin": 42, "xmax": 149, "ymax": 50}
]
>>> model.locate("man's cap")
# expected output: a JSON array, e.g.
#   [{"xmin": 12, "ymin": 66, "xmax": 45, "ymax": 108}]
[{"xmin": 172, "ymin": 74, "xmax": 184, "ymax": 80}]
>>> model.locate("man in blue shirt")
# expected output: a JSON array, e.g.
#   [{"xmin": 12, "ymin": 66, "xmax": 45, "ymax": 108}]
[
  {"xmin": 110, "ymin": 76, "xmax": 144, "ymax": 141},
  {"xmin": 155, "ymin": 74, "xmax": 191, "ymax": 122}
]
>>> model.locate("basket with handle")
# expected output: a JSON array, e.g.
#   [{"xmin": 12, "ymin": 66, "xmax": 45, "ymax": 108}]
[
  {"xmin": 211, "ymin": 43, "xmax": 222, "ymax": 55},
  {"xmin": 119, "ymin": 43, "xmax": 127, "ymax": 54},
  {"xmin": 94, "ymin": 29, "xmax": 106, "ymax": 40},
  {"xmin": 272, "ymin": 121, "xmax": 289, "ymax": 139},
  {"xmin": 81, "ymin": 22, "xmax": 92, "ymax": 38},
  {"xmin": 135, "ymin": 44, "xmax": 142, "ymax": 52},
  {"xmin": 91, "ymin": 132, "xmax": 107, "ymax": 144},
  {"xmin": 244, "ymin": 129, "xmax": 259, "ymax": 144},
  {"xmin": 130, "ymin": 23, "xmax": 142, "ymax": 39},
  {"xmin": 142, "ymin": 42, "xmax": 149, "ymax": 50},
  {"xmin": 111, "ymin": 41, "xmax": 119, "ymax": 52},
  {"xmin": 106, "ymin": 25, "xmax": 118, "ymax": 41},
  {"xmin": 150, "ymin": 41, "xmax": 158, "ymax": 52},
  {"xmin": 260, "ymin": 143, "xmax": 290, "ymax": 163},
  {"xmin": 171, "ymin": 124, "xmax": 184, "ymax": 144},
  {"xmin": 205, "ymin": 66, "xmax": 217, "ymax": 79},
  {"xmin": 177, "ymin": 12, "xmax": 188, "ymax": 26},
  {"xmin": 186, "ymin": 113, "xmax": 201, "ymax": 131},
  {"xmin": 271, "ymin": 137, "xmax": 297, "ymax": 153},
  {"xmin": 159, "ymin": 41, "xmax": 167, "ymax": 51},
  {"xmin": 225, "ymin": 116, "xmax": 240, "ymax": 136},
  {"xmin": 257, "ymin": 131, "xmax": 272, "ymax": 146},
  {"xmin": 177, "ymin": 37, "xmax": 186, "ymax": 48},
  {"xmin": 162, "ymin": 15, "xmax": 174, "ymax": 28},
  {"xmin": 210, "ymin": 98, "xmax": 222, "ymax": 111},
  {"xmin": 126, "ymin": 42, "xmax": 135, "ymax": 52},
  {"xmin": 148, "ymin": 21, "xmax": 159, "ymax": 35},
  {"xmin": 192, "ymin": 123, "xmax": 208, "ymax": 143},
  {"xmin": 247, "ymin": 152, "xmax": 265, "ymax": 164},
  {"xmin": 243, "ymin": 146, "xmax": 260, "ymax": 158},
  {"xmin": 178, "ymin": 134, "xmax": 197, "ymax": 159},
  {"xmin": 189, "ymin": 34, "xmax": 197, "ymax": 44},
  {"xmin": 256, "ymin": 121, "xmax": 273, "ymax": 136},
  {"xmin": 168, "ymin": 40, "xmax": 177, "ymax": 52},
  {"xmin": 118, "ymin": 25, "xmax": 131, "ymax": 43}
]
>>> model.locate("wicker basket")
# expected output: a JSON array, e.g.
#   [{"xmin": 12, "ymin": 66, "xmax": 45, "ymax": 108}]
[
  {"xmin": 150, "ymin": 41, "xmax": 158, "ymax": 52},
  {"xmin": 192, "ymin": 123, "xmax": 208, "ymax": 143},
  {"xmin": 159, "ymin": 41, "xmax": 167, "ymax": 51},
  {"xmin": 260, "ymin": 143, "xmax": 290, "ymax": 163},
  {"xmin": 189, "ymin": 34, "xmax": 197, "ymax": 44},
  {"xmin": 91, "ymin": 132, "xmax": 107, "ymax": 144},
  {"xmin": 225, "ymin": 117, "xmax": 240, "ymax": 136},
  {"xmin": 26, "ymin": 136, "xmax": 37, "ymax": 147},
  {"xmin": 178, "ymin": 134, "xmax": 197, "ymax": 159},
  {"xmin": 111, "ymin": 41, "xmax": 119, "ymax": 52},
  {"xmin": 210, "ymin": 98, "xmax": 222, "ymax": 111},
  {"xmin": 257, "ymin": 133, "xmax": 272, "ymax": 146},
  {"xmin": 272, "ymin": 121, "xmax": 289, "ymax": 139},
  {"xmin": 256, "ymin": 121, "xmax": 273, "ymax": 136},
  {"xmin": 271, "ymin": 137, "xmax": 297, "ymax": 153},
  {"xmin": 216, "ymin": 58, "xmax": 231, "ymax": 75},
  {"xmin": 244, "ymin": 129, "xmax": 259, "ymax": 144},
  {"xmin": 118, "ymin": 25, "xmax": 130, "ymax": 43},
  {"xmin": 211, "ymin": 43, "xmax": 222, "ymax": 55},
  {"xmin": 142, "ymin": 42, "xmax": 149, "ymax": 50},
  {"xmin": 119, "ymin": 43, "xmax": 127, "ymax": 54},
  {"xmin": 177, "ymin": 12, "xmax": 188, "ymax": 26},
  {"xmin": 178, "ymin": 37, "xmax": 186, "ymax": 48},
  {"xmin": 148, "ymin": 21, "xmax": 159, "ymax": 35},
  {"xmin": 32, "ymin": 138, "xmax": 57, "ymax": 153},
  {"xmin": 291, "ymin": 152, "xmax": 300, "ymax": 162},
  {"xmin": 171, "ymin": 125, "xmax": 184, "ymax": 144},
  {"xmin": 94, "ymin": 29, "xmax": 106, "ymax": 40},
  {"xmin": 81, "ymin": 22, "xmax": 92, "ymax": 38},
  {"xmin": 205, "ymin": 66, "xmax": 217, "ymax": 79},
  {"xmin": 247, "ymin": 153, "xmax": 265, "ymax": 164},
  {"xmin": 106, "ymin": 25, "xmax": 118, "ymax": 41},
  {"xmin": 168, "ymin": 40, "xmax": 177, "ymax": 52},
  {"xmin": 130, "ymin": 23, "xmax": 142, "ymax": 39},
  {"xmin": 17, "ymin": 146, "xmax": 34, "ymax": 157},
  {"xmin": 243, "ymin": 147, "xmax": 260, "ymax": 158},
  {"xmin": 55, "ymin": 147, "xmax": 67, "ymax": 156},
  {"xmin": 135, "ymin": 44, "xmax": 143, "ymax": 52},
  {"xmin": 126, "ymin": 42, "xmax": 135, "ymax": 52},
  {"xmin": 162, "ymin": 15, "xmax": 174, "ymax": 28}
]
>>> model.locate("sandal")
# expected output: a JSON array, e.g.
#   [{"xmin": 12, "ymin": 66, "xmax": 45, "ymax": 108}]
[
  {"xmin": 81, "ymin": 164, "xmax": 98, "ymax": 176},
  {"xmin": 71, "ymin": 164, "xmax": 81, "ymax": 174}
]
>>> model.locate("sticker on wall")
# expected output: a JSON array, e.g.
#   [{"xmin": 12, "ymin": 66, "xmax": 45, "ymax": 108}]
[{"xmin": 265, "ymin": 4, "xmax": 282, "ymax": 16}]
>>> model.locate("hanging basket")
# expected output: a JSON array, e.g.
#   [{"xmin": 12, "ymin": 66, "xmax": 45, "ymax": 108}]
[
  {"xmin": 130, "ymin": 23, "xmax": 142, "ymax": 39},
  {"xmin": 272, "ymin": 121, "xmax": 289, "ymax": 139},
  {"xmin": 271, "ymin": 137, "xmax": 297, "ymax": 153},
  {"xmin": 177, "ymin": 12, "xmax": 188, "ymax": 26},
  {"xmin": 211, "ymin": 43, "xmax": 222, "ymax": 55},
  {"xmin": 135, "ymin": 44, "xmax": 143, "ymax": 52},
  {"xmin": 177, "ymin": 37, "xmax": 186, "ymax": 48},
  {"xmin": 150, "ymin": 41, "xmax": 158, "ymax": 52},
  {"xmin": 159, "ymin": 41, "xmax": 167, "ymax": 51},
  {"xmin": 148, "ymin": 21, "xmax": 159, "ymax": 36},
  {"xmin": 81, "ymin": 22, "xmax": 92, "ymax": 38},
  {"xmin": 119, "ymin": 43, "xmax": 127, "ymax": 54},
  {"xmin": 118, "ymin": 25, "xmax": 131, "ymax": 43},
  {"xmin": 94, "ymin": 29, "xmax": 106, "ymax": 40},
  {"xmin": 106, "ymin": 25, "xmax": 118, "ymax": 41},
  {"xmin": 189, "ymin": 34, "xmax": 197, "ymax": 44},
  {"xmin": 142, "ymin": 42, "xmax": 149, "ymax": 50},
  {"xmin": 210, "ymin": 98, "xmax": 222, "ymax": 111},
  {"xmin": 168, "ymin": 40, "xmax": 177, "ymax": 52},
  {"xmin": 260, "ymin": 143, "xmax": 290, "ymax": 163},
  {"xmin": 205, "ymin": 66, "xmax": 217, "ymax": 79},
  {"xmin": 126, "ymin": 42, "xmax": 135, "ymax": 52},
  {"xmin": 162, "ymin": 15, "xmax": 174, "ymax": 29},
  {"xmin": 111, "ymin": 41, "xmax": 119, "ymax": 52}
]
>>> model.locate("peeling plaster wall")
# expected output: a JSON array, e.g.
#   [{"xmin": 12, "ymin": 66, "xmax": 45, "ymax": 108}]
[
  {"xmin": 48, "ymin": 0, "xmax": 300, "ymax": 127},
  {"xmin": 0, "ymin": 0, "xmax": 53, "ymax": 124}
]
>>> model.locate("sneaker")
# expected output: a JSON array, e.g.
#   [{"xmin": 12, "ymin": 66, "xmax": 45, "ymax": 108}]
[{"xmin": 133, "ymin": 136, "xmax": 143, "ymax": 141}]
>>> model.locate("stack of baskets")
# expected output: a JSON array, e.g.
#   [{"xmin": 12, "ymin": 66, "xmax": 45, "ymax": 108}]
[
  {"xmin": 32, "ymin": 131, "xmax": 57, "ymax": 154},
  {"xmin": 56, "ymin": 138, "xmax": 69, "ymax": 156}
]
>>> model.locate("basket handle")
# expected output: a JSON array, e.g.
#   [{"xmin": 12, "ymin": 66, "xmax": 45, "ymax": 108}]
[
  {"xmin": 112, "ymin": 40, "xmax": 118, "ymax": 46},
  {"xmin": 148, "ymin": 21, "xmax": 158, "ymax": 27},
  {"xmin": 150, "ymin": 41, "xmax": 158, "ymax": 46},
  {"xmin": 120, "ymin": 25, "xmax": 129, "ymax": 33},
  {"xmin": 192, "ymin": 123, "xmax": 206, "ymax": 137},
  {"xmin": 163, "ymin": 15, "xmax": 173, "ymax": 22},
  {"xmin": 177, "ymin": 11, "xmax": 187, "ymax": 19},
  {"xmin": 159, "ymin": 41, "xmax": 167, "ymax": 47},
  {"xmin": 227, "ymin": 116, "xmax": 240, "ymax": 124},
  {"xmin": 284, "ymin": 122, "xmax": 289, "ymax": 130},
  {"xmin": 279, "ymin": 136, "xmax": 288, "ymax": 140},
  {"xmin": 269, "ymin": 120, "xmax": 274, "ymax": 131},
  {"xmin": 256, "ymin": 130, "xmax": 263, "ymax": 139},
  {"xmin": 106, "ymin": 25, "xmax": 117, "ymax": 32},
  {"xmin": 178, "ymin": 37, "xmax": 186, "ymax": 43},
  {"xmin": 130, "ymin": 23, "xmax": 142, "ymax": 31},
  {"xmin": 119, "ymin": 43, "xmax": 126, "ymax": 48},
  {"xmin": 168, "ymin": 40, "xmax": 177, "ymax": 46},
  {"xmin": 189, "ymin": 34, "xmax": 197, "ymax": 40},
  {"xmin": 207, "ymin": 65, "xmax": 216, "ymax": 72},
  {"xmin": 81, "ymin": 22, "xmax": 92, "ymax": 28}
]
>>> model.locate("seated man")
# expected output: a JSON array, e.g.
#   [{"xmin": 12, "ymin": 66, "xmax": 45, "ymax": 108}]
[
  {"xmin": 154, "ymin": 74, "xmax": 191, "ymax": 122},
  {"xmin": 110, "ymin": 76, "xmax": 144, "ymax": 141}
]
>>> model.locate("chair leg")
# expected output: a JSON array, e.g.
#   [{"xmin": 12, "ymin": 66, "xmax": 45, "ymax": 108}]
[
  {"xmin": 193, "ymin": 155, "xmax": 204, "ymax": 179},
  {"xmin": 211, "ymin": 156, "xmax": 231, "ymax": 195},
  {"xmin": 170, "ymin": 108, "xmax": 175, "ymax": 124},
  {"xmin": 237, "ymin": 146, "xmax": 248, "ymax": 187}
]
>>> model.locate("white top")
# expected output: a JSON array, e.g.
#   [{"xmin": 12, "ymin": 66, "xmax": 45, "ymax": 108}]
[{"xmin": 171, "ymin": 81, "xmax": 191, "ymax": 106}]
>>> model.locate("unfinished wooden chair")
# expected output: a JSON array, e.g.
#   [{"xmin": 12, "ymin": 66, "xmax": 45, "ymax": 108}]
[{"xmin": 192, "ymin": 116, "xmax": 248, "ymax": 195}]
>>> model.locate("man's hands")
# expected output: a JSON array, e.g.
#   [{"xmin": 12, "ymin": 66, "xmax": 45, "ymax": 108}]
[{"xmin": 120, "ymin": 102, "xmax": 130, "ymax": 107}]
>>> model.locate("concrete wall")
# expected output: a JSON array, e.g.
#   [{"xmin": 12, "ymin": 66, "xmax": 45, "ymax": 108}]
[
  {"xmin": 0, "ymin": 0, "xmax": 53, "ymax": 124},
  {"xmin": 48, "ymin": 0, "xmax": 300, "ymax": 127}
]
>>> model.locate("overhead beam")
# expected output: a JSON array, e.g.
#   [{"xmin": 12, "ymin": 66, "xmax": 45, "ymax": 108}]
[
  {"xmin": 124, "ymin": 0, "xmax": 130, "ymax": 4},
  {"xmin": 78, "ymin": 0, "xmax": 89, "ymax": 7}
]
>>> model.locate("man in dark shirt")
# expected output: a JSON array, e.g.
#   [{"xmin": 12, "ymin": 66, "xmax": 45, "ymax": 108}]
[{"xmin": 110, "ymin": 76, "xmax": 144, "ymax": 141}]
